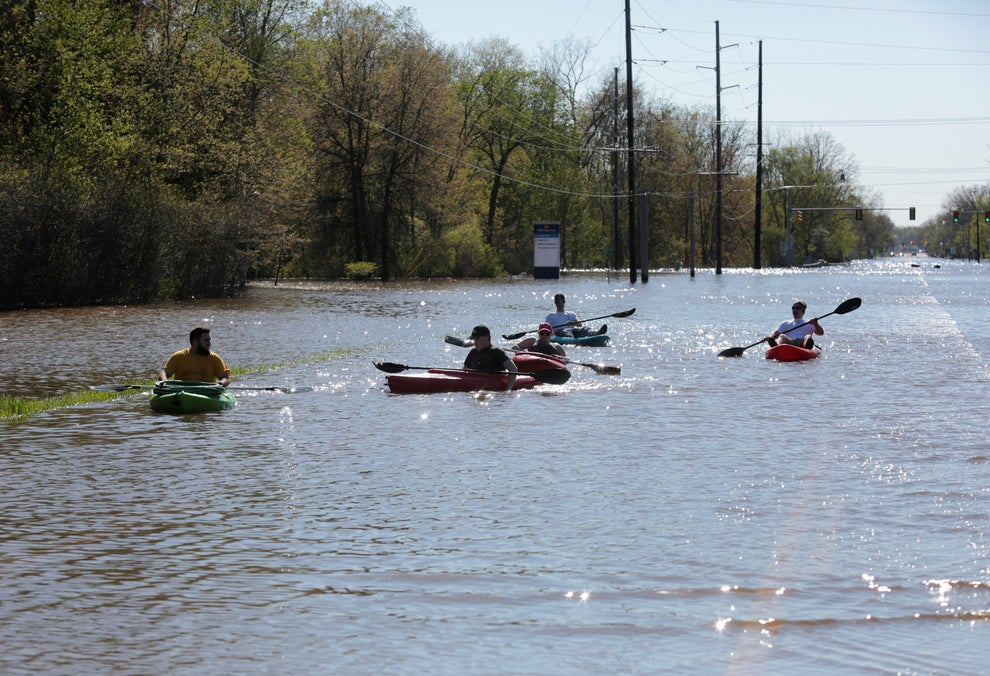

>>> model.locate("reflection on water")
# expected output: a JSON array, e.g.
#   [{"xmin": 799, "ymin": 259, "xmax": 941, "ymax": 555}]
[{"xmin": 1, "ymin": 260, "xmax": 989, "ymax": 674}]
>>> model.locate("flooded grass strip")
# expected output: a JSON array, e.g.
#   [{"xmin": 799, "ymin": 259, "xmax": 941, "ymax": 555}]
[{"xmin": 0, "ymin": 349, "xmax": 357, "ymax": 419}]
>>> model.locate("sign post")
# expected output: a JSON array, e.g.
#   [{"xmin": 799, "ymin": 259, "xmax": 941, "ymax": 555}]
[{"xmin": 533, "ymin": 221, "xmax": 560, "ymax": 279}]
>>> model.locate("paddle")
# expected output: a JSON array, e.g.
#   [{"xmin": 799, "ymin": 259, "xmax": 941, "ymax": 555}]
[
  {"xmin": 90, "ymin": 384, "xmax": 313, "ymax": 393},
  {"xmin": 444, "ymin": 335, "xmax": 621, "ymax": 375},
  {"xmin": 717, "ymin": 297, "xmax": 862, "ymax": 358},
  {"xmin": 501, "ymin": 308, "xmax": 636, "ymax": 340},
  {"xmin": 372, "ymin": 362, "xmax": 571, "ymax": 385}
]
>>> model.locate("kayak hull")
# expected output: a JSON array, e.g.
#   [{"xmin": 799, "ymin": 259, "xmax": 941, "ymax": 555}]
[
  {"xmin": 511, "ymin": 352, "xmax": 569, "ymax": 372},
  {"xmin": 150, "ymin": 381, "xmax": 236, "ymax": 412},
  {"xmin": 386, "ymin": 369, "xmax": 542, "ymax": 394},
  {"xmin": 550, "ymin": 333, "xmax": 609, "ymax": 347},
  {"xmin": 765, "ymin": 344, "xmax": 820, "ymax": 362}
]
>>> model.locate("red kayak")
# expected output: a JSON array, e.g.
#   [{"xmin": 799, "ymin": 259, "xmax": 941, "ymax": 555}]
[
  {"xmin": 766, "ymin": 344, "xmax": 820, "ymax": 362},
  {"xmin": 386, "ymin": 369, "xmax": 543, "ymax": 394},
  {"xmin": 511, "ymin": 352, "xmax": 569, "ymax": 372},
  {"xmin": 384, "ymin": 352, "xmax": 568, "ymax": 394}
]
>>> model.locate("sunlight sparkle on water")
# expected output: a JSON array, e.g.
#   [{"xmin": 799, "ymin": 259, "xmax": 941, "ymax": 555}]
[{"xmin": 564, "ymin": 591, "xmax": 591, "ymax": 603}]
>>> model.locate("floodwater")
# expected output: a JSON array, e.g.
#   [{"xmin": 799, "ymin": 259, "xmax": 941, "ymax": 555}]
[{"xmin": 1, "ymin": 259, "xmax": 988, "ymax": 674}]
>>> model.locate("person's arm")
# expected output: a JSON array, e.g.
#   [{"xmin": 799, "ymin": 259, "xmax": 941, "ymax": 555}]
[
  {"xmin": 158, "ymin": 367, "xmax": 171, "ymax": 381},
  {"xmin": 811, "ymin": 318, "xmax": 824, "ymax": 336},
  {"xmin": 503, "ymin": 356, "xmax": 518, "ymax": 390},
  {"xmin": 512, "ymin": 337, "xmax": 535, "ymax": 351},
  {"xmin": 767, "ymin": 320, "xmax": 786, "ymax": 342},
  {"xmin": 215, "ymin": 357, "xmax": 231, "ymax": 387}
]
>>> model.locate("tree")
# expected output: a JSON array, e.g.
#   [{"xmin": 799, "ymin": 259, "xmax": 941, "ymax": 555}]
[
  {"xmin": 759, "ymin": 131, "xmax": 872, "ymax": 265},
  {"xmin": 299, "ymin": 1, "xmax": 455, "ymax": 280}
]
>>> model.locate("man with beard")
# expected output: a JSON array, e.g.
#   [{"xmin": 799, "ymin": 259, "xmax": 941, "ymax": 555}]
[{"xmin": 158, "ymin": 326, "xmax": 231, "ymax": 386}]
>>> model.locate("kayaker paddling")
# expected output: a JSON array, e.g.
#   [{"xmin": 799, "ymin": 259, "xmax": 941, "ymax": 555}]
[
  {"xmin": 158, "ymin": 326, "xmax": 231, "ymax": 386},
  {"xmin": 766, "ymin": 300, "xmax": 823, "ymax": 350},
  {"xmin": 463, "ymin": 325, "xmax": 517, "ymax": 390},
  {"xmin": 512, "ymin": 322, "xmax": 567, "ymax": 357},
  {"xmin": 546, "ymin": 293, "xmax": 607, "ymax": 338}
]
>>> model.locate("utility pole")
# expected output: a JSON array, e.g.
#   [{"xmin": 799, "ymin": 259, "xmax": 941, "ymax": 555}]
[
  {"xmin": 715, "ymin": 21, "xmax": 723, "ymax": 275},
  {"xmin": 712, "ymin": 22, "xmax": 737, "ymax": 274},
  {"xmin": 612, "ymin": 67, "xmax": 620, "ymax": 271},
  {"xmin": 624, "ymin": 0, "xmax": 637, "ymax": 284},
  {"xmin": 754, "ymin": 40, "xmax": 763, "ymax": 270}
]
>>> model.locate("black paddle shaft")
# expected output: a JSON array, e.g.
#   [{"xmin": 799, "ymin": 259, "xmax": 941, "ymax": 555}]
[
  {"xmin": 502, "ymin": 308, "xmax": 635, "ymax": 340},
  {"xmin": 443, "ymin": 335, "xmax": 621, "ymax": 375}
]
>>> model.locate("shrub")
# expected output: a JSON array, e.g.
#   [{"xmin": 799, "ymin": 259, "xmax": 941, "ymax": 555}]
[{"xmin": 344, "ymin": 261, "xmax": 378, "ymax": 279}]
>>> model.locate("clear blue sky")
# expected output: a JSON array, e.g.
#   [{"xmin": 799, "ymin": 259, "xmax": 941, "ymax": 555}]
[{"xmin": 381, "ymin": 0, "xmax": 990, "ymax": 228}]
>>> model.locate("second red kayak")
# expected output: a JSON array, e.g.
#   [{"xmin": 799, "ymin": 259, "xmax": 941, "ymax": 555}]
[
  {"xmin": 385, "ymin": 352, "xmax": 568, "ymax": 394},
  {"xmin": 766, "ymin": 344, "xmax": 821, "ymax": 361},
  {"xmin": 510, "ymin": 352, "xmax": 569, "ymax": 372}
]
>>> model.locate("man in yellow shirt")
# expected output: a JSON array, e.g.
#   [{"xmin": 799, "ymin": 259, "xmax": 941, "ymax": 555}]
[{"xmin": 158, "ymin": 327, "xmax": 231, "ymax": 386}]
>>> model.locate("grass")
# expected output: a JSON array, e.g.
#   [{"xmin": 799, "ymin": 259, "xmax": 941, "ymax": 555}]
[{"xmin": 0, "ymin": 349, "xmax": 357, "ymax": 420}]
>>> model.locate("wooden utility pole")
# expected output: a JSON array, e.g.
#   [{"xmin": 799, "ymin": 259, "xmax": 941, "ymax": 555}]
[
  {"xmin": 754, "ymin": 40, "xmax": 764, "ymax": 269},
  {"xmin": 624, "ymin": 0, "xmax": 637, "ymax": 284},
  {"xmin": 715, "ymin": 21, "xmax": 723, "ymax": 275},
  {"xmin": 612, "ymin": 67, "xmax": 621, "ymax": 271}
]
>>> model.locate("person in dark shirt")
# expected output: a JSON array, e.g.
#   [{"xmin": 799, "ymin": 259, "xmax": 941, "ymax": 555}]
[{"xmin": 463, "ymin": 325, "xmax": 517, "ymax": 390}]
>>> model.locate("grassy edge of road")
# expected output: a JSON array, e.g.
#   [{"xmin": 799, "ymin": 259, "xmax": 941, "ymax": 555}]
[{"xmin": 0, "ymin": 349, "xmax": 360, "ymax": 420}]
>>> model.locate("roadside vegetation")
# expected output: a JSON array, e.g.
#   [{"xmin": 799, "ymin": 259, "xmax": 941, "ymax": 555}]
[{"xmin": 5, "ymin": 1, "xmax": 975, "ymax": 310}]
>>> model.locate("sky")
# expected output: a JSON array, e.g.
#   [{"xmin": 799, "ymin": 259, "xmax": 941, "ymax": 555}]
[{"xmin": 379, "ymin": 0, "xmax": 990, "ymax": 228}]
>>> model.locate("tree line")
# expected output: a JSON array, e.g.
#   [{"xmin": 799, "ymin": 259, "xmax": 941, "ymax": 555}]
[{"xmin": 0, "ymin": 0, "xmax": 918, "ymax": 310}]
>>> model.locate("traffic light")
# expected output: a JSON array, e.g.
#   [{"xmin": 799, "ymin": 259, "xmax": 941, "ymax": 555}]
[
  {"xmin": 795, "ymin": 210, "xmax": 803, "ymax": 223},
  {"xmin": 985, "ymin": 210, "xmax": 990, "ymax": 223},
  {"xmin": 953, "ymin": 210, "xmax": 960, "ymax": 223},
  {"xmin": 909, "ymin": 207, "xmax": 916, "ymax": 221},
  {"xmin": 855, "ymin": 208, "xmax": 863, "ymax": 221}
]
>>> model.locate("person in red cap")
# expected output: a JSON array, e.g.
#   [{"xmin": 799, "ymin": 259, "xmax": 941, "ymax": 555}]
[{"xmin": 512, "ymin": 322, "xmax": 567, "ymax": 357}]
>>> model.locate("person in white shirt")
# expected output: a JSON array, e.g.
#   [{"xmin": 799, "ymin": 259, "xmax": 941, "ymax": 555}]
[
  {"xmin": 545, "ymin": 293, "xmax": 606, "ymax": 337},
  {"xmin": 766, "ymin": 300, "xmax": 823, "ymax": 349}
]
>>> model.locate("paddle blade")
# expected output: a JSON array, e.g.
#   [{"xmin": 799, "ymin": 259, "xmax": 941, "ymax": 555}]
[
  {"xmin": 445, "ymin": 335, "xmax": 471, "ymax": 347},
  {"xmin": 613, "ymin": 307, "xmax": 636, "ymax": 318},
  {"xmin": 834, "ymin": 297, "xmax": 862, "ymax": 314},
  {"xmin": 502, "ymin": 331, "xmax": 527, "ymax": 340},
  {"xmin": 373, "ymin": 361, "xmax": 409, "ymax": 373},
  {"xmin": 89, "ymin": 384, "xmax": 146, "ymax": 391},
  {"xmin": 717, "ymin": 347, "xmax": 745, "ymax": 358},
  {"xmin": 531, "ymin": 368, "xmax": 571, "ymax": 385},
  {"xmin": 593, "ymin": 364, "xmax": 622, "ymax": 375}
]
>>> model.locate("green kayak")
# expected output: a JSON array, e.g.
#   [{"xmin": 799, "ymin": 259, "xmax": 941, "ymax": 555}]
[
  {"xmin": 150, "ymin": 380, "xmax": 235, "ymax": 413},
  {"xmin": 550, "ymin": 333, "xmax": 610, "ymax": 347}
]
